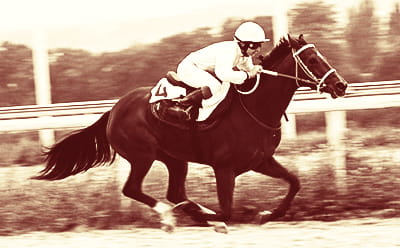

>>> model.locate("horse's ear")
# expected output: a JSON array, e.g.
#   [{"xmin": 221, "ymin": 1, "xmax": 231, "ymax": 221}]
[
  {"xmin": 287, "ymin": 33, "xmax": 299, "ymax": 49},
  {"xmin": 298, "ymin": 34, "xmax": 307, "ymax": 44}
]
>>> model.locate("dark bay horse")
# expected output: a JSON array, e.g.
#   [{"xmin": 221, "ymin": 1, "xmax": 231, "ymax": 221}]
[{"xmin": 34, "ymin": 35, "xmax": 347, "ymax": 231}]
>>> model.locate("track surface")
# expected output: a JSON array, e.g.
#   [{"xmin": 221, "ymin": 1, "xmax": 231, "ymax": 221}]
[{"xmin": 1, "ymin": 218, "xmax": 399, "ymax": 248}]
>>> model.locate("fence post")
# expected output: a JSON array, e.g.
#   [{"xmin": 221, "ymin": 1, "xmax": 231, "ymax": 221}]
[
  {"xmin": 32, "ymin": 28, "xmax": 55, "ymax": 146},
  {"xmin": 325, "ymin": 110, "xmax": 347, "ymax": 194},
  {"xmin": 272, "ymin": 0, "xmax": 289, "ymax": 44}
]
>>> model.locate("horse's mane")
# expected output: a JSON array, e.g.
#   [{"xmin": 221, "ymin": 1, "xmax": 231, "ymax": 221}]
[{"xmin": 261, "ymin": 37, "xmax": 291, "ymax": 69}]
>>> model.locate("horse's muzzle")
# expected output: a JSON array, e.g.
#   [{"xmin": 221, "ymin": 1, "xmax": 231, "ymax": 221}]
[
  {"xmin": 334, "ymin": 81, "xmax": 347, "ymax": 97},
  {"xmin": 320, "ymin": 80, "xmax": 347, "ymax": 98}
]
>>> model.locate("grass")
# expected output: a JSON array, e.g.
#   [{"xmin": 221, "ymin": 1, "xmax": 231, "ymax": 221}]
[{"xmin": 0, "ymin": 108, "xmax": 399, "ymax": 235}]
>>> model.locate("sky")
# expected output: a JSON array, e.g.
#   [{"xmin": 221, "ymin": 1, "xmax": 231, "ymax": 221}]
[
  {"xmin": 0, "ymin": 0, "xmax": 398, "ymax": 53},
  {"xmin": 1, "ymin": 0, "xmax": 276, "ymax": 28}
]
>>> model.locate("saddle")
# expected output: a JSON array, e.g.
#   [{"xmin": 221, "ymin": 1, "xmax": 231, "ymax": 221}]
[{"xmin": 149, "ymin": 71, "xmax": 234, "ymax": 130}]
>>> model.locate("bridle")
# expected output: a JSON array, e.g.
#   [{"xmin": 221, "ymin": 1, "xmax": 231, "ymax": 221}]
[
  {"xmin": 292, "ymin": 44, "xmax": 336, "ymax": 91},
  {"xmin": 236, "ymin": 43, "xmax": 337, "ymax": 95},
  {"xmin": 235, "ymin": 42, "xmax": 339, "ymax": 130}
]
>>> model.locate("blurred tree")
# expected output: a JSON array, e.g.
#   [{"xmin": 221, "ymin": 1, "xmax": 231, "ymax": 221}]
[
  {"xmin": 289, "ymin": 0, "xmax": 338, "ymax": 39},
  {"xmin": 374, "ymin": 2, "xmax": 400, "ymax": 81},
  {"xmin": 388, "ymin": 2, "xmax": 400, "ymax": 44},
  {"xmin": 219, "ymin": 17, "xmax": 243, "ymax": 40},
  {"xmin": 345, "ymin": 0, "xmax": 380, "ymax": 81},
  {"xmin": 49, "ymin": 49, "xmax": 100, "ymax": 103},
  {"xmin": 48, "ymin": 27, "xmax": 219, "ymax": 102},
  {"xmin": 0, "ymin": 42, "xmax": 35, "ymax": 106}
]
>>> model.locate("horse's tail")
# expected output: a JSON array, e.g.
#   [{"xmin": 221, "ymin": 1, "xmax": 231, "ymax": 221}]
[{"xmin": 32, "ymin": 111, "xmax": 116, "ymax": 180}]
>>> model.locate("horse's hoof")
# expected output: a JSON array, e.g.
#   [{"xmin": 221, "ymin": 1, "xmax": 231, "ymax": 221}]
[
  {"xmin": 161, "ymin": 222, "xmax": 175, "ymax": 233},
  {"xmin": 256, "ymin": 210, "xmax": 273, "ymax": 224},
  {"xmin": 208, "ymin": 221, "xmax": 228, "ymax": 234}
]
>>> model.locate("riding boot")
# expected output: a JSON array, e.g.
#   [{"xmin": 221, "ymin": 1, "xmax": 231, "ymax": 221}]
[
  {"xmin": 166, "ymin": 86, "xmax": 212, "ymax": 121},
  {"xmin": 179, "ymin": 86, "xmax": 212, "ymax": 107}
]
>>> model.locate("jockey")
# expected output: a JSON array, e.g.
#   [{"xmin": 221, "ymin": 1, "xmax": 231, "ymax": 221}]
[{"xmin": 174, "ymin": 21, "xmax": 270, "ymax": 119}]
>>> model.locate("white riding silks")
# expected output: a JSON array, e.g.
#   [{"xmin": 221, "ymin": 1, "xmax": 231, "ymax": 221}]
[
  {"xmin": 197, "ymin": 81, "xmax": 231, "ymax": 121},
  {"xmin": 149, "ymin": 77, "xmax": 231, "ymax": 122}
]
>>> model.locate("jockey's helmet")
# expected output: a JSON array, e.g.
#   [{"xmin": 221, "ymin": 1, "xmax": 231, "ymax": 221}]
[
  {"xmin": 234, "ymin": 22, "xmax": 269, "ymax": 43},
  {"xmin": 234, "ymin": 22, "xmax": 269, "ymax": 56}
]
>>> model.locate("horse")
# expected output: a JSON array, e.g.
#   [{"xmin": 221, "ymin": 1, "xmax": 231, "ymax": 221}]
[{"xmin": 33, "ymin": 34, "xmax": 348, "ymax": 231}]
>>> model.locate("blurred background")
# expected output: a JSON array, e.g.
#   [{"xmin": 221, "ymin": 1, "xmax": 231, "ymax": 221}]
[{"xmin": 0, "ymin": 0, "xmax": 399, "ymax": 235}]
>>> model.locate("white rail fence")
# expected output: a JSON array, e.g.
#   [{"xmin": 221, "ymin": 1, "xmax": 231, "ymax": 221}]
[
  {"xmin": 1, "ymin": 80, "xmax": 399, "ymax": 133},
  {"xmin": 1, "ymin": 81, "xmax": 400, "ymax": 194}
]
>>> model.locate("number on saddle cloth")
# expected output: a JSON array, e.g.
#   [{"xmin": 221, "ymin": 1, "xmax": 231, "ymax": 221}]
[
  {"xmin": 149, "ymin": 71, "xmax": 199, "ymax": 103},
  {"xmin": 149, "ymin": 77, "xmax": 187, "ymax": 103},
  {"xmin": 149, "ymin": 71, "xmax": 226, "ymax": 127},
  {"xmin": 149, "ymin": 72, "xmax": 200, "ymax": 126}
]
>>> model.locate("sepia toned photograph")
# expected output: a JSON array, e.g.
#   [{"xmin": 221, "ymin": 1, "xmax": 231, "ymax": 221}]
[{"xmin": 0, "ymin": 0, "xmax": 399, "ymax": 247}]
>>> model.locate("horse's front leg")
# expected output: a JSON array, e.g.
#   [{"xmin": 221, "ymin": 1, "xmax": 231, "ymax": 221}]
[
  {"xmin": 212, "ymin": 166, "xmax": 236, "ymax": 221},
  {"xmin": 201, "ymin": 166, "xmax": 235, "ymax": 233},
  {"xmin": 253, "ymin": 156, "xmax": 300, "ymax": 223},
  {"xmin": 177, "ymin": 166, "xmax": 236, "ymax": 221}
]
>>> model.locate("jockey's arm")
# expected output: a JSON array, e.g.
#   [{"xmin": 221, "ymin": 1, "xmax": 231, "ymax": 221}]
[
  {"xmin": 240, "ymin": 56, "xmax": 255, "ymax": 71},
  {"xmin": 238, "ymin": 57, "xmax": 262, "ymax": 79},
  {"xmin": 214, "ymin": 48, "xmax": 248, "ymax": 85}
]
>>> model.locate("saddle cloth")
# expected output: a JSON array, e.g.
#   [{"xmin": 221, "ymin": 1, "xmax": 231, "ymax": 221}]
[
  {"xmin": 149, "ymin": 78, "xmax": 187, "ymax": 103},
  {"xmin": 149, "ymin": 75, "xmax": 231, "ymax": 121}
]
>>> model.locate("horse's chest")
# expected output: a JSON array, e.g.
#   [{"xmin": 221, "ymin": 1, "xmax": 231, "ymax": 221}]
[{"xmin": 233, "ymin": 128, "xmax": 281, "ymax": 152}]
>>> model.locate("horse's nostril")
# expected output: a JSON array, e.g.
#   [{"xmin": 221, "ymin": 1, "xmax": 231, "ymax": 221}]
[{"xmin": 336, "ymin": 82, "xmax": 347, "ymax": 91}]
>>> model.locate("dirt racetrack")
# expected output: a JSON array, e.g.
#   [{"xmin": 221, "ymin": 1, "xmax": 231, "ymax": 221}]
[{"xmin": 1, "ymin": 218, "xmax": 399, "ymax": 248}]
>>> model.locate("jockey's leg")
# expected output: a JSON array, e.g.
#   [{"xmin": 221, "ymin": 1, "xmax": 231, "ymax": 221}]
[
  {"xmin": 177, "ymin": 58, "xmax": 222, "ymax": 97},
  {"xmin": 178, "ymin": 86, "xmax": 212, "ymax": 107},
  {"xmin": 163, "ymin": 86, "xmax": 212, "ymax": 121}
]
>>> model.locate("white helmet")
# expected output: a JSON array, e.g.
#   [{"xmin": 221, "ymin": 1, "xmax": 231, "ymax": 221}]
[{"xmin": 234, "ymin": 22, "xmax": 270, "ymax": 43}]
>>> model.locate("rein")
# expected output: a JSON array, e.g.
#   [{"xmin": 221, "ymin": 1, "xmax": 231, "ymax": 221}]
[{"xmin": 235, "ymin": 42, "xmax": 335, "ymax": 130}]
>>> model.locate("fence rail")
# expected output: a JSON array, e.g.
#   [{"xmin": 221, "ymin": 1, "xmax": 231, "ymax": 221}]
[{"xmin": 1, "ymin": 80, "xmax": 400, "ymax": 132}]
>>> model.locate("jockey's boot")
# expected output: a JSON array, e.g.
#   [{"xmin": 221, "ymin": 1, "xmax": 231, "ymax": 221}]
[
  {"xmin": 179, "ymin": 86, "xmax": 212, "ymax": 107},
  {"xmin": 166, "ymin": 86, "xmax": 212, "ymax": 121}
]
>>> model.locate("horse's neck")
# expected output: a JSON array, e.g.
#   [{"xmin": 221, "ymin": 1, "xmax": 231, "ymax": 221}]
[{"xmin": 242, "ymin": 61, "xmax": 298, "ymax": 128}]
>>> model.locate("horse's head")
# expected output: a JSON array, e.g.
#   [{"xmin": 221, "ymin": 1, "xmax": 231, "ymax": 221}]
[
  {"xmin": 288, "ymin": 34, "xmax": 347, "ymax": 98},
  {"xmin": 261, "ymin": 34, "xmax": 348, "ymax": 98}
]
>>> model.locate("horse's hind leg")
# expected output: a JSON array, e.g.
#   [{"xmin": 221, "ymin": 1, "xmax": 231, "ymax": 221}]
[
  {"xmin": 253, "ymin": 156, "xmax": 300, "ymax": 223},
  {"xmin": 122, "ymin": 156, "xmax": 176, "ymax": 231},
  {"xmin": 122, "ymin": 157, "xmax": 156, "ymax": 206}
]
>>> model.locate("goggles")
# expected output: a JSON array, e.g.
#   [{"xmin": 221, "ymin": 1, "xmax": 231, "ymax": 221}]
[{"xmin": 248, "ymin": 42, "xmax": 263, "ymax": 50}]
